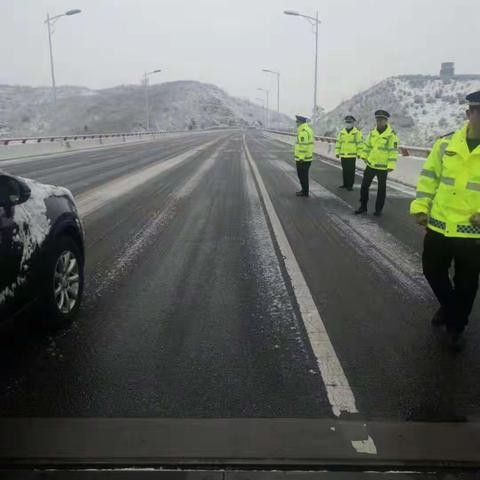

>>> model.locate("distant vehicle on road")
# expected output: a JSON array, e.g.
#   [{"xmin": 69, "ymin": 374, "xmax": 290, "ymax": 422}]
[{"xmin": 0, "ymin": 172, "xmax": 85, "ymax": 329}]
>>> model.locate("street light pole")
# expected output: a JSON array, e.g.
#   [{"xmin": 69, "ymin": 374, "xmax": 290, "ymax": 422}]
[
  {"xmin": 46, "ymin": 13, "xmax": 57, "ymax": 135},
  {"xmin": 44, "ymin": 9, "xmax": 82, "ymax": 135},
  {"xmin": 255, "ymin": 97, "xmax": 265, "ymax": 127},
  {"xmin": 265, "ymin": 90, "xmax": 270, "ymax": 128},
  {"xmin": 262, "ymin": 69, "xmax": 280, "ymax": 113},
  {"xmin": 144, "ymin": 73, "xmax": 149, "ymax": 131},
  {"xmin": 276, "ymin": 71, "xmax": 280, "ymax": 113},
  {"xmin": 143, "ymin": 69, "xmax": 161, "ymax": 131},
  {"xmin": 313, "ymin": 10, "xmax": 319, "ymax": 122},
  {"xmin": 257, "ymin": 88, "xmax": 269, "ymax": 128},
  {"xmin": 284, "ymin": 9, "xmax": 322, "ymax": 130}
]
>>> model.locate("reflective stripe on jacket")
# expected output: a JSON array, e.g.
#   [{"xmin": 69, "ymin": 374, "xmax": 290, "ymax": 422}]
[
  {"xmin": 410, "ymin": 123, "xmax": 480, "ymax": 238},
  {"xmin": 335, "ymin": 127, "xmax": 363, "ymax": 158},
  {"xmin": 294, "ymin": 123, "xmax": 315, "ymax": 161},
  {"xmin": 361, "ymin": 124, "xmax": 399, "ymax": 171}
]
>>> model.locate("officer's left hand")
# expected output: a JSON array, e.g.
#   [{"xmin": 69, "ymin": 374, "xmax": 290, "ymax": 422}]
[
  {"xmin": 470, "ymin": 213, "xmax": 480, "ymax": 226},
  {"xmin": 413, "ymin": 213, "xmax": 428, "ymax": 226},
  {"xmin": 388, "ymin": 169, "xmax": 394, "ymax": 172}
]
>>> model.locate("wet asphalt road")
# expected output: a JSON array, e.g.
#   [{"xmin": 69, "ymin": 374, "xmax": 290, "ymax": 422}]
[{"xmin": 1, "ymin": 130, "xmax": 480, "ymax": 422}]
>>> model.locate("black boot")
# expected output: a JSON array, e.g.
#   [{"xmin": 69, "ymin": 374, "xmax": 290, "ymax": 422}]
[
  {"xmin": 431, "ymin": 308, "xmax": 446, "ymax": 327},
  {"xmin": 296, "ymin": 191, "xmax": 306, "ymax": 197},
  {"xmin": 354, "ymin": 207, "xmax": 367, "ymax": 215},
  {"xmin": 448, "ymin": 331, "xmax": 465, "ymax": 352},
  {"xmin": 374, "ymin": 210, "xmax": 382, "ymax": 217}
]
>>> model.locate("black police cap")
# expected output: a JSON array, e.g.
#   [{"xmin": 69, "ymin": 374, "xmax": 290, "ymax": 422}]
[
  {"xmin": 344, "ymin": 115, "xmax": 356, "ymax": 122},
  {"xmin": 374, "ymin": 110, "xmax": 390, "ymax": 119},
  {"xmin": 295, "ymin": 114, "xmax": 309, "ymax": 122},
  {"xmin": 466, "ymin": 91, "xmax": 480, "ymax": 107}
]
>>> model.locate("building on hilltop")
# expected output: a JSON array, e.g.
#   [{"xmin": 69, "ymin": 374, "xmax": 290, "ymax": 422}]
[{"xmin": 440, "ymin": 62, "xmax": 455, "ymax": 79}]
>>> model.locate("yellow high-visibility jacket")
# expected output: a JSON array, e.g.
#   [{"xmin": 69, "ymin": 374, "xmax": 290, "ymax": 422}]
[
  {"xmin": 361, "ymin": 124, "xmax": 399, "ymax": 171},
  {"xmin": 335, "ymin": 127, "xmax": 363, "ymax": 158},
  {"xmin": 410, "ymin": 123, "xmax": 480, "ymax": 238},
  {"xmin": 294, "ymin": 123, "xmax": 315, "ymax": 161}
]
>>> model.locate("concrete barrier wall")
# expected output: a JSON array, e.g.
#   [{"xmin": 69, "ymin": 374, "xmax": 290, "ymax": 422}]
[{"xmin": 265, "ymin": 131, "xmax": 425, "ymax": 188}]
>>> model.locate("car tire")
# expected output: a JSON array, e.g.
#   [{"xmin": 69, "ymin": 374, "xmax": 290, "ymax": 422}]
[{"xmin": 34, "ymin": 235, "xmax": 84, "ymax": 330}]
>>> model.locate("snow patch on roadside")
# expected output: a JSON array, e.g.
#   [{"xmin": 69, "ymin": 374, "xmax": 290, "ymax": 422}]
[
  {"xmin": 242, "ymin": 150, "xmax": 311, "ymax": 355},
  {"xmin": 351, "ymin": 436, "xmax": 377, "ymax": 455}
]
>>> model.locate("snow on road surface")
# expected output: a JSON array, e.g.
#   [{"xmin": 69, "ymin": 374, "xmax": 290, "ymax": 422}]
[
  {"xmin": 76, "ymin": 137, "xmax": 223, "ymax": 217},
  {"xmin": 266, "ymin": 154, "xmax": 432, "ymax": 303},
  {"xmin": 90, "ymin": 139, "xmax": 229, "ymax": 298},
  {"xmin": 244, "ymin": 135, "xmax": 361, "ymax": 419}
]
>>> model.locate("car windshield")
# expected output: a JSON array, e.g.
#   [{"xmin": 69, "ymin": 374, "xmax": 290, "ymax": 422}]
[{"xmin": 1, "ymin": 0, "xmax": 480, "ymax": 474}]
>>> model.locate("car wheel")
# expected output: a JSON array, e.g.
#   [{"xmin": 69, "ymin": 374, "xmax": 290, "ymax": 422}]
[{"xmin": 35, "ymin": 236, "xmax": 84, "ymax": 330}]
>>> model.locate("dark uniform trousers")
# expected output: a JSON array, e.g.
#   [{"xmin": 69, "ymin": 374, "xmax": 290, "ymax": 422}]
[
  {"xmin": 423, "ymin": 228, "xmax": 480, "ymax": 333},
  {"xmin": 360, "ymin": 166, "xmax": 388, "ymax": 212},
  {"xmin": 341, "ymin": 157, "xmax": 356, "ymax": 189},
  {"xmin": 296, "ymin": 161, "xmax": 311, "ymax": 195}
]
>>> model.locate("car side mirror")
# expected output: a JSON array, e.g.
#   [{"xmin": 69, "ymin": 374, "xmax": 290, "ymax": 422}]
[{"xmin": 0, "ymin": 175, "xmax": 31, "ymax": 209}]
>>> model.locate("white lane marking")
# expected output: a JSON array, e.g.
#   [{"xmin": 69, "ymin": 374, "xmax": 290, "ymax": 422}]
[
  {"xmin": 77, "ymin": 138, "xmax": 221, "ymax": 217},
  {"xmin": 243, "ymin": 134, "xmax": 359, "ymax": 418},
  {"xmin": 269, "ymin": 158, "xmax": 432, "ymax": 302},
  {"xmin": 351, "ymin": 436, "xmax": 377, "ymax": 455},
  {"xmin": 92, "ymin": 140, "xmax": 226, "ymax": 296},
  {"xmin": 241, "ymin": 150, "xmax": 313, "ymax": 360}
]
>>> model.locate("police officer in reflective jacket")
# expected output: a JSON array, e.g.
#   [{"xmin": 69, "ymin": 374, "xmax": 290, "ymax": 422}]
[
  {"xmin": 411, "ymin": 91, "xmax": 480, "ymax": 351},
  {"xmin": 355, "ymin": 110, "xmax": 399, "ymax": 216},
  {"xmin": 335, "ymin": 115, "xmax": 363, "ymax": 191},
  {"xmin": 294, "ymin": 115, "xmax": 315, "ymax": 197}
]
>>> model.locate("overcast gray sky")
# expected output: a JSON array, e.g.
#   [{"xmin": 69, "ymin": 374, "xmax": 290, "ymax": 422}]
[{"xmin": 1, "ymin": 0, "xmax": 479, "ymax": 117}]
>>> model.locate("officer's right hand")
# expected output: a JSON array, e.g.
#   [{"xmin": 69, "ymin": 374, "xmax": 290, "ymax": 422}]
[
  {"xmin": 470, "ymin": 213, "xmax": 480, "ymax": 226},
  {"xmin": 336, "ymin": 154, "xmax": 339, "ymax": 159},
  {"xmin": 413, "ymin": 213, "xmax": 428, "ymax": 226}
]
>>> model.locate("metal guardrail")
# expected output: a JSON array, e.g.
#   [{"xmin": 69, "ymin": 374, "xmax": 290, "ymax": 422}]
[
  {"xmin": 0, "ymin": 129, "xmax": 206, "ymax": 146},
  {"xmin": 263, "ymin": 129, "xmax": 431, "ymax": 158}
]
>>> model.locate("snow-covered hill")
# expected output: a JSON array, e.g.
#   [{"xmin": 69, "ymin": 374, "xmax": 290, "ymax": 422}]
[
  {"xmin": 0, "ymin": 81, "xmax": 293, "ymax": 137},
  {"xmin": 321, "ymin": 74, "xmax": 480, "ymax": 147}
]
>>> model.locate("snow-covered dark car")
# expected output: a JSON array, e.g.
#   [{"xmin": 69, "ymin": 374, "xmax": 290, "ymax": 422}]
[{"xmin": 0, "ymin": 172, "xmax": 85, "ymax": 329}]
